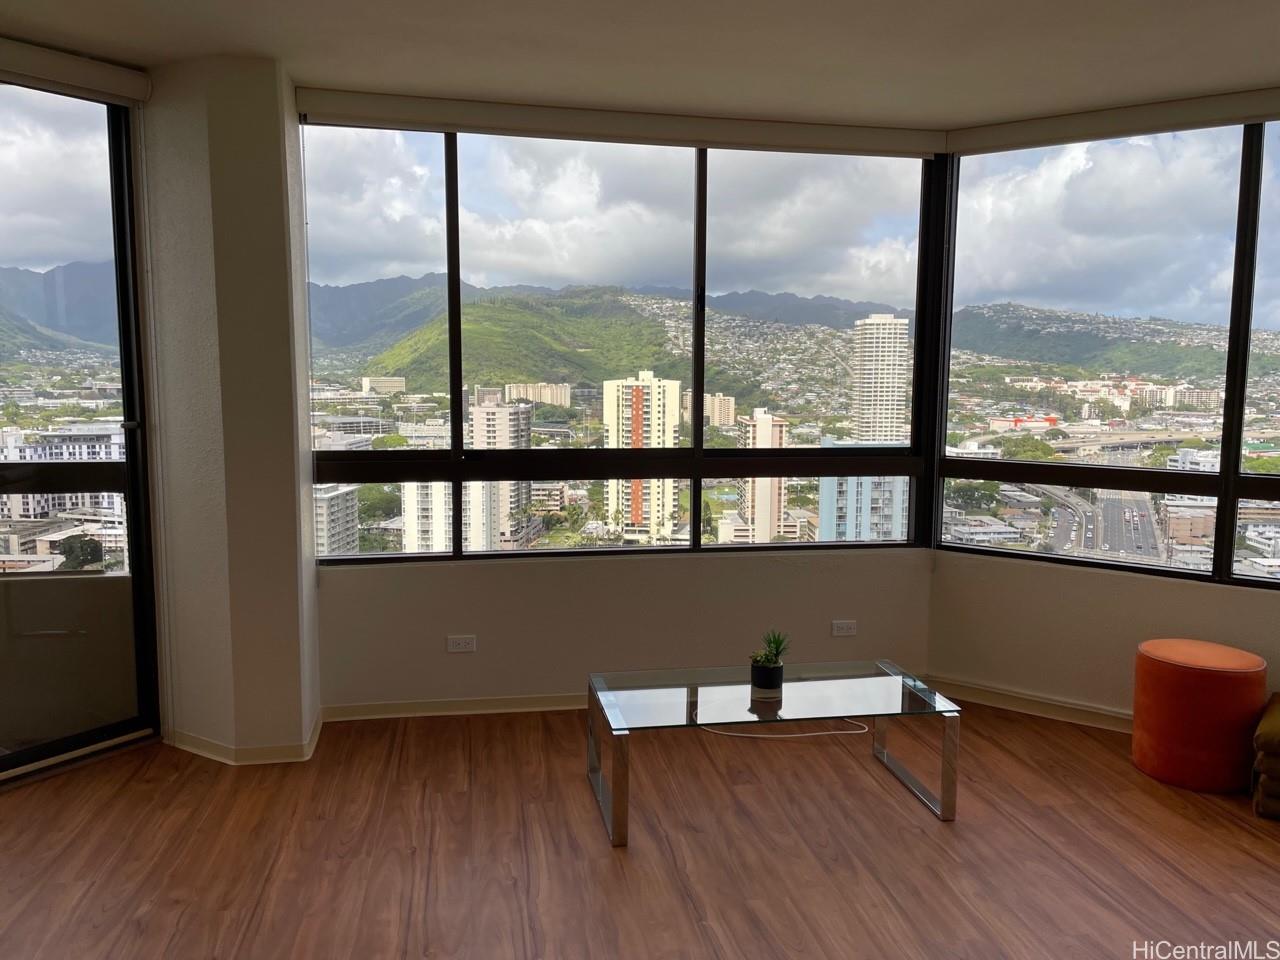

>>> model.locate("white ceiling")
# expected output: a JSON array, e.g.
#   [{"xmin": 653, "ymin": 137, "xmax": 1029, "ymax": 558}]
[{"xmin": 3, "ymin": 0, "xmax": 1280, "ymax": 129}]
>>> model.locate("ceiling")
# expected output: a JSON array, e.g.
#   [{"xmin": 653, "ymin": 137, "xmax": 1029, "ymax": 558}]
[{"xmin": 3, "ymin": 0, "xmax": 1280, "ymax": 130}]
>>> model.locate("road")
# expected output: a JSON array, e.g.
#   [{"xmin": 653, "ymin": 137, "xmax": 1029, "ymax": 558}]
[{"xmin": 1038, "ymin": 487, "xmax": 1162, "ymax": 562}]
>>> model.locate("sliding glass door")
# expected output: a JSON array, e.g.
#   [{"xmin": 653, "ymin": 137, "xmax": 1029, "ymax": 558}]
[{"xmin": 0, "ymin": 83, "xmax": 156, "ymax": 777}]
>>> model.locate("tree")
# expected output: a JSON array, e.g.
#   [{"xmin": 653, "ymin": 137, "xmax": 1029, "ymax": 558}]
[
  {"xmin": 358, "ymin": 484, "xmax": 399, "ymax": 523},
  {"xmin": 993, "ymin": 434, "xmax": 1058, "ymax": 461},
  {"xmin": 948, "ymin": 480, "xmax": 1000, "ymax": 514},
  {"xmin": 372, "ymin": 434, "xmax": 408, "ymax": 450},
  {"xmin": 57, "ymin": 534, "xmax": 103, "ymax": 570},
  {"xmin": 1247, "ymin": 456, "xmax": 1280, "ymax": 475},
  {"xmin": 1042, "ymin": 428, "xmax": 1068, "ymax": 440}
]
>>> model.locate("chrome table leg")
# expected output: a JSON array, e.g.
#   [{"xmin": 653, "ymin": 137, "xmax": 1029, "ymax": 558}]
[
  {"xmin": 586, "ymin": 683, "xmax": 629, "ymax": 846},
  {"xmin": 873, "ymin": 710, "xmax": 959, "ymax": 821}
]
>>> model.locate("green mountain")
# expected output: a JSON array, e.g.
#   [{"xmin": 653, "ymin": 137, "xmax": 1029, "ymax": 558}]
[
  {"xmin": 951, "ymin": 302, "xmax": 1279, "ymax": 381},
  {"xmin": 366, "ymin": 288, "xmax": 686, "ymax": 393},
  {"xmin": 0, "ymin": 304, "xmax": 91, "ymax": 358}
]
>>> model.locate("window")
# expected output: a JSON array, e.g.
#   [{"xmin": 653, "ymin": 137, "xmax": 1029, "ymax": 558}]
[
  {"xmin": 0, "ymin": 82, "xmax": 157, "ymax": 775},
  {"xmin": 458, "ymin": 135, "xmax": 694, "ymax": 451},
  {"xmin": 306, "ymin": 126, "xmax": 926, "ymax": 559},
  {"xmin": 308, "ymin": 117, "xmax": 1280, "ymax": 586},
  {"xmin": 705, "ymin": 150, "xmax": 920, "ymax": 448},
  {"xmin": 304, "ymin": 126, "xmax": 449, "ymax": 452},
  {"xmin": 1244, "ymin": 123, "xmax": 1280, "ymax": 474},
  {"xmin": 949, "ymin": 128, "xmax": 1242, "ymax": 471},
  {"xmin": 942, "ymin": 480, "xmax": 1215, "ymax": 572}
]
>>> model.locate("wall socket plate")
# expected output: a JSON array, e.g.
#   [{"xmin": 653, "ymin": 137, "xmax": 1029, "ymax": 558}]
[
  {"xmin": 447, "ymin": 634, "xmax": 477, "ymax": 653},
  {"xmin": 831, "ymin": 620, "xmax": 858, "ymax": 637}
]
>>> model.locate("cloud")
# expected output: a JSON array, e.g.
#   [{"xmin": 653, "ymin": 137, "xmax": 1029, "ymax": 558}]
[
  {"xmin": 0, "ymin": 84, "xmax": 115, "ymax": 271},
  {"xmin": 954, "ymin": 127, "xmax": 1245, "ymax": 325},
  {"xmin": 303, "ymin": 125, "xmax": 447, "ymax": 286},
  {"xmin": 302, "ymin": 122, "xmax": 1280, "ymax": 330}
]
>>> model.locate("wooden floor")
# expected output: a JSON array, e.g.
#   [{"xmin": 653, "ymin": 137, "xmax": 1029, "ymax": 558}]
[{"xmin": 1, "ymin": 703, "xmax": 1278, "ymax": 959}]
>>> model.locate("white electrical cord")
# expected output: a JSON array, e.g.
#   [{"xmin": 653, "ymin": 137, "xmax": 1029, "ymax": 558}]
[{"xmin": 695, "ymin": 710, "xmax": 870, "ymax": 740}]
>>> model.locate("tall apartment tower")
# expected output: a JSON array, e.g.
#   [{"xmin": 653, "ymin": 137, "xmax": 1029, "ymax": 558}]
[
  {"xmin": 735, "ymin": 408, "xmax": 787, "ymax": 542},
  {"xmin": 402, "ymin": 401, "xmax": 532, "ymax": 553},
  {"xmin": 313, "ymin": 483, "xmax": 360, "ymax": 556},
  {"xmin": 469, "ymin": 400, "xmax": 534, "ymax": 548},
  {"xmin": 850, "ymin": 314, "xmax": 910, "ymax": 445},
  {"xmin": 817, "ymin": 314, "xmax": 911, "ymax": 542},
  {"xmin": 603, "ymin": 370, "xmax": 681, "ymax": 543}
]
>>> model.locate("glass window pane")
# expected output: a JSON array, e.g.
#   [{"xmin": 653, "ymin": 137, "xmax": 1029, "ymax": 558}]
[
  {"xmin": 302, "ymin": 126, "xmax": 449, "ymax": 451},
  {"xmin": 705, "ymin": 150, "xmax": 921, "ymax": 448},
  {"xmin": 458, "ymin": 135, "xmax": 694, "ymax": 450},
  {"xmin": 461, "ymin": 478, "xmax": 690, "ymax": 551},
  {"xmin": 314, "ymin": 482, "xmax": 450, "ymax": 557},
  {"xmin": 942, "ymin": 479, "xmax": 1215, "ymax": 572},
  {"xmin": 949, "ymin": 128, "xmax": 1242, "ymax": 471},
  {"xmin": 0, "ymin": 490, "xmax": 128, "ymax": 573},
  {"xmin": 0, "ymin": 85, "xmax": 124, "ymax": 462},
  {"xmin": 703, "ymin": 474, "xmax": 911, "ymax": 546},
  {"xmin": 1244, "ymin": 122, "xmax": 1280, "ymax": 472},
  {"xmin": 1233, "ymin": 499, "xmax": 1280, "ymax": 578}
]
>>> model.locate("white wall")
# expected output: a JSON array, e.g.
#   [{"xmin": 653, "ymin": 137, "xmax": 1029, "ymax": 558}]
[
  {"xmin": 319, "ymin": 548, "xmax": 932, "ymax": 709},
  {"xmin": 144, "ymin": 57, "xmax": 318, "ymax": 755},
  {"xmin": 929, "ymin": 551, "xmax": 1280, "ymax": 717}
]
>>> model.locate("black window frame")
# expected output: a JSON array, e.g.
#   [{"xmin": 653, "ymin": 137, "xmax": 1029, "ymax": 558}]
[
  {"xmin": 0, "ymin": 87, "xmax": 160, "ymax": 776},
  {"xmin": 309, "ymin": 127, "xmax": 938, "ymax": 561},
  {"xmin": 938, "ymin": 122, "xmax": 1280, "ymax": 589},
  {"xmin": 309, "ymin": 119, "xmax": 1280, "ymax": 589}
]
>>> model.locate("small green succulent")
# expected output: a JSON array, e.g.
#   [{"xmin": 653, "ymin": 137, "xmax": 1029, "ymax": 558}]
[{"xmin": 750, "ymin": 629, "xmax": 790, "ymax": 667}]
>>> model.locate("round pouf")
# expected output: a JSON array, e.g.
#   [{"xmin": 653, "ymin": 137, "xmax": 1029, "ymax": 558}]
[{"xmin": 1133, "ymin": 638, "xmax": 1268, "ymax": 793}]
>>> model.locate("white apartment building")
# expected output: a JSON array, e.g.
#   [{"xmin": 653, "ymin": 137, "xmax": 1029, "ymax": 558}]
[
  {"xmin": 504, "ymin": 382, "xmax": 571, "ymax": 407},
  {"xmin": 403, "ymin": 480, "xmax": 499, "ymax": 553},
  {"xmin": 469, "ymin": 401, "xmax": 534, "ymax": 548},
  {"xmin": 313, "ymin": 483, "xmax": 360, "ymax": 556},
  {"xmin": 360, "ymin": 376, "xmax": 406, "ymax": 395},
  {"xmin": 603, "ymin": 370, "xmax": 681, "ymax": 543},
  {"xmin": 0, "ymin": 423, "xmax": 127, "ymax": 524},
  {"xmin": 680, "ymin": 390, "xmax": 736, "ymax": 428},
  {"xmin": 849, "ymin": 314, "xmax": 910, "ymax": 445},
  {"xmin": 729, "ymin": 408, "xmax": 787, "ymax": 543}
]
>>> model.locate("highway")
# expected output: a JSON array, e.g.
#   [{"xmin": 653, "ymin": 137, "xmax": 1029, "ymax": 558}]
[{"xmin": 1038, "ymin": 487, "xmax": 1162, "ymax": 562}]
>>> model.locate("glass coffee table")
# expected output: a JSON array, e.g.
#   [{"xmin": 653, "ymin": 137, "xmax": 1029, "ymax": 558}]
[{"xmin": 586, "ymin": 660, "xmax": 960, "ymax": 846}]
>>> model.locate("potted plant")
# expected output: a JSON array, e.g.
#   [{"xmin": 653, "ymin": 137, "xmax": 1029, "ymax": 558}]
[{"xmin": 750, "ymin": 630, "xmax": 789, "ymax": 699}]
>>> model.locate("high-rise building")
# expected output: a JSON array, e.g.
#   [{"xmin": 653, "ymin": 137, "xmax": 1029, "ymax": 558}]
[
  {"xmin": 402, "ymin": 401, "xmax": 535, "ymax": 553},
  {"xmin": 504, "ymin": 382, "xmax": 571, "ymax": 407},
  {"xmin": 680, "ymin": 390, "xmax": 737, "ymax": 428},
  {"xmin": 313, "ymin": 483, "xmax": 360, "ymax": 556},
  {"xmin": 817, "ymin": 314, "xmax": 911, "ymax": 542},
  {"xmin": 473, "ymin": 385, "xmax": 503, "ymax": 407},
  {"xmin": 732, "ymin": 408, "xmax": 787, "ymax": 542},
  {"xmin": 603, "ymin": 370, "xmax": 680, "ymax": 543},
  {"xmin": 817, "ymin": 456, "xmax": 910, "ymax": 542},
  {"xmin": 469, "ymin": 400, "xmax": 535, "ymax": 547},
  {"xmin": 849, "ymin": 314, "xmax": 910, "ymax": 445}
]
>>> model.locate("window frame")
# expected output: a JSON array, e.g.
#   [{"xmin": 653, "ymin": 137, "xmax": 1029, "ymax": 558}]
[
  {"xmin": 938, "ymin": 123, "xmax": 1280, "ymax": 589},
  {"xmin": 309, "ymin": 119, "xmax": 1280, "ymax": 587},
  {"xmin": 310, "ymin": 128, "xmax": 937, "ymax": 561},
  {"xmin": 0, "ymin": 85, "xmax": 160, "ymax": 774}
]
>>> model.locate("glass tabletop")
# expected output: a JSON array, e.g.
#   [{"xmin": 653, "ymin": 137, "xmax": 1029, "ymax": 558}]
[{"xmin": 589, "ymin": 660, "xmax": 959, "ymax": 732}]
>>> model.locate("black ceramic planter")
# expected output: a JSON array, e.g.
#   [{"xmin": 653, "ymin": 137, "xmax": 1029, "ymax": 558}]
[{"xmin": 751, "ymin": 662, "xmax": 783, "ymax": 691}]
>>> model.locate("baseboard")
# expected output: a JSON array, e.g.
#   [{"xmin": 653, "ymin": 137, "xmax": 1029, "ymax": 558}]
[
  {"xmin": 167, "ymin": 711, "xmax": 323, "ymax": 765},
  {"xmin": 925, "ymin": 674, "xmax": 1132, "ymax": 733},
  {"xmin": 322, "ymin": 692, "xmax": 587, "ymax": 722}
]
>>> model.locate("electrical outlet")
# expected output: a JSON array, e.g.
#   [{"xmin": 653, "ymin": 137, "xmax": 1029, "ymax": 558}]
[
  {"xmin": 831, "ymin": 620, "xmax": 858, "ymax": 637},
  {"xmin": 447, "ymin": 634, "xmax": 477, "ymax": 653}
]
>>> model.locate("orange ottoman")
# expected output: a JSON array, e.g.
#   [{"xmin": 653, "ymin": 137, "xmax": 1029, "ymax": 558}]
[{"xmin": 1133, "ymin": 639, "xmax": 1268, "ymax": 793}]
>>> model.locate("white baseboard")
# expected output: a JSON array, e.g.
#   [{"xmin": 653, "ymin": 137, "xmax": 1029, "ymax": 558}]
[
  {"xmin": 322, "ymin": 692, "xmax": 586, "ymax": 722},
  {"xmin": 168, "ymin": 678, "xmax": 1131, "ymax": 767},
  {"xmin": 925, "ymin": 674, "xmax": 1132, "ymax": 733},
  {"xmin": 167, "ymin": 710, "xmax": 323, "ymax": 765}
]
